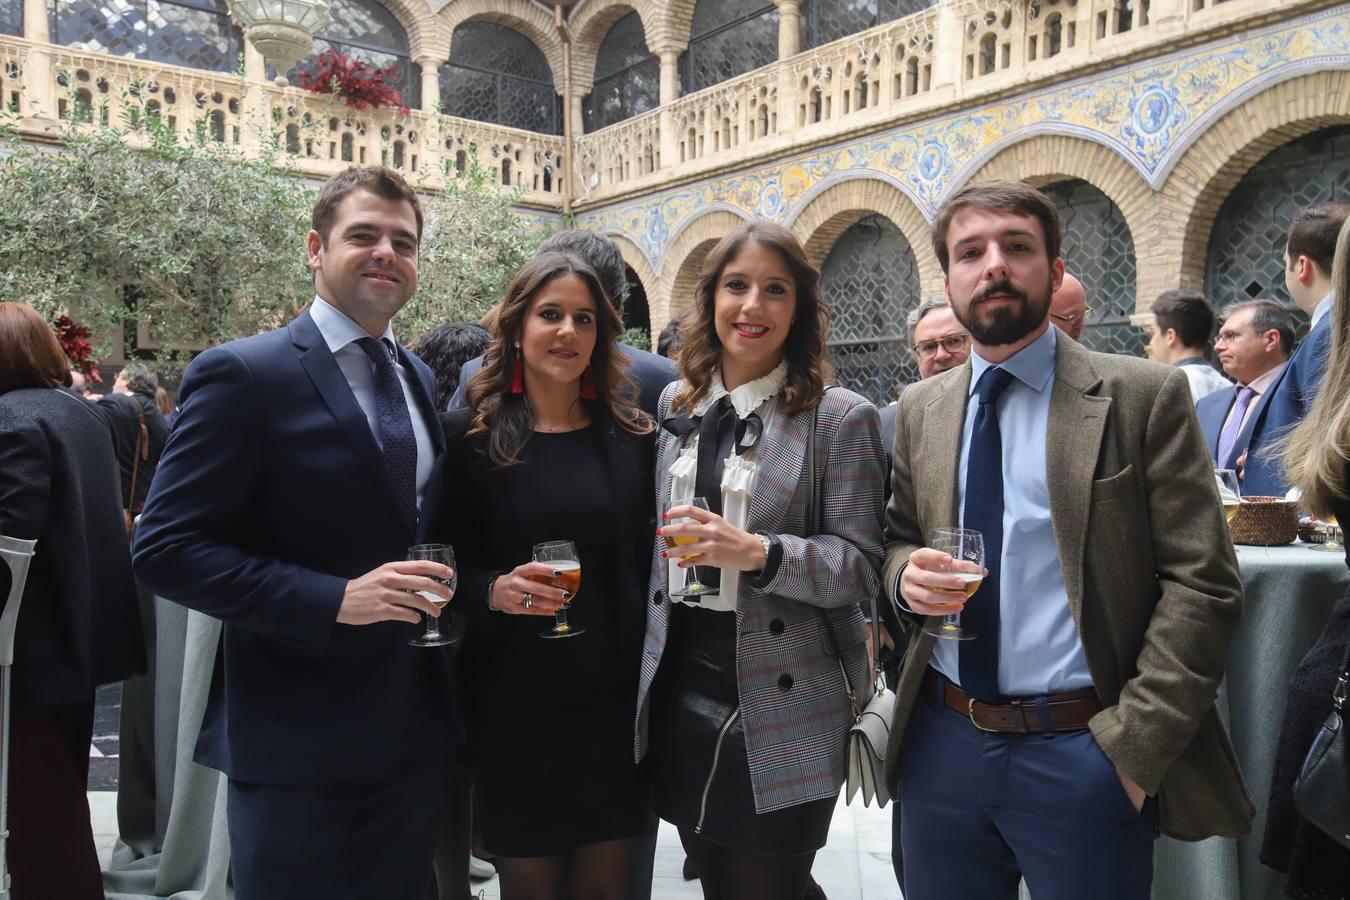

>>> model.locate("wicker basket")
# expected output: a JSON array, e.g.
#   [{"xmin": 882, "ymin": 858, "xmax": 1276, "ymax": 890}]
[{"xmin": 1229, "ymin": 496, "xmax": 1298, "ymax": 546}]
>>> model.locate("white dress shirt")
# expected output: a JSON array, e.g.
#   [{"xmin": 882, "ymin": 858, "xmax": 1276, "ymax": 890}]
[
  {"xmin": 1311, "ymin": 291, "xmax": 1334, "ymax": 329},
  {"xmin": 1219, "ymin": 361, "xmax": 1287, "ymax": 442},
  {"xmin": 310, "ymin": 296, "xmax": 435, "ymax": 514},
  {"xmin": 1174, "ymin": 358, "xmax": 1231, "ymax": 403}
]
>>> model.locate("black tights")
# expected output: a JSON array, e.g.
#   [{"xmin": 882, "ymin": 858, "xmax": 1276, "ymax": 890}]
[
  {"xmin": 678, "ymin": 828, "xmax": 818, "ymax": 900},
  {"xmin": 495, "ymin": 836, "xmax": 637, "ymax": 900}
]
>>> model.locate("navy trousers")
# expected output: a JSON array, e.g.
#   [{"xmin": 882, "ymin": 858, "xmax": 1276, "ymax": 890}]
[
  {"xmin": 899, "ymin": 678, "xmax": 1156, "ymax": 900},
  {"xmin": 227, "ymin": 747, "xmax": 446, "ymax": 900}
]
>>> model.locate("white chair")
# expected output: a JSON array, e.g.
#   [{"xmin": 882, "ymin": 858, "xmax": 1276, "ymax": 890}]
[{"xmin": 0, "ymin": 535, "xmax": 37, "ymax": 900}]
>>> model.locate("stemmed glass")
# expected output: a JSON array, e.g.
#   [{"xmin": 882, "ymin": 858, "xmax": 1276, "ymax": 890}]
[
  {"xmin": 1215, "ymin": 469, "xmax": 1242, "ymax": 525},
  {"xmin": 407, "ymin": 543, "xmax": 457, "ymax": 648},
  {"xmin": 666, "ymin": 497, "xmax": 718, "ymax": 597},
  {"xmin": 922, "ymin": 528, "xmax": 984, "ymax": 641},
  {"xmin": 1314, "ymin": 515, "xmax": 1344, "ymax": 553},
  {"xmin": 532, "ymin": 540, "xmax": 584, "ymax": 639}
]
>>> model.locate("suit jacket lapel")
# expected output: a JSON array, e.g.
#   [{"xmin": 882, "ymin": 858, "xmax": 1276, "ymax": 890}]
[
  {"xmin": 1045, "ymin": 337, "xmax": 1109, "ymax": 622},
  {"xmin": 1230, "ymin": 377, "xmax": 1278, "ymax": 465},
  {"xmin": 291, "ymin": 311, "xmax": 409, "ymax": 532},
  {"xmin": 916, "ymin": 367, "xmax": 969, "ymax": 535},
  {"xmin": 746, "ymin": 403, "xmax": 811, "ymax": 535},
  {"xmin": 399, "ymin": 346, "xmax": 446, "ymax": 457}
]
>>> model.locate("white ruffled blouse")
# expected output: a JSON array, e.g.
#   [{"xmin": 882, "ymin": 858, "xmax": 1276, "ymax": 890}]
[{"xmin": 666, "ymin": 362, "xmax": 787, "ymax": 612}]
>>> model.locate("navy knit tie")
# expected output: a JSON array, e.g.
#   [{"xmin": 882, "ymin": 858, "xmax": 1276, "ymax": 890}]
[
  {"xmin": 357, "ymin": 337, "xmax": 418, "ymax": 526},
  {"xmin": 959, "ymin": 366, "xmax": 1015, "ymax": 703}
]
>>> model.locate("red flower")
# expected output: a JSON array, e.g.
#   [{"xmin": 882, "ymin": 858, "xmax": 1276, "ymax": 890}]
[
  {"xmin": 296, "ymin": 50, "xmax": 410, "ymax": 116},
  {"xmin": 52, "ymin": 314, "xmax": 103, "ymax": 383}
]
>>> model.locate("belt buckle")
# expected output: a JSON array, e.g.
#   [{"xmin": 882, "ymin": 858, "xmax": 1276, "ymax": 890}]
[{"xmin": 967, "ymin": 698, "xmax": 997, "ymax": 733}]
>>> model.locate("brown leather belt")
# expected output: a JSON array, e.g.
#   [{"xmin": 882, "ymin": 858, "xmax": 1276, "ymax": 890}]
[{"xmin": 923, "ymin": 667, "xmax": 1102, "ymax": 734}]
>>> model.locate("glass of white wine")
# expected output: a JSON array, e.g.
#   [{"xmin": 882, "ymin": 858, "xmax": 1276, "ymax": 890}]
[
  {"xmin": 1313, "ymin": 515, "xmax": 1343, "ymax": 553},
  {"xmin": 407, "ymin": 543, "xmax": 456, "ymax": 648},
  {"xmin": 666, "ymin": 496, "xmax": 718, "ymax": 598},
  {"xmin": 1215, "ymin": 469, "xmax": 1242, "ymax": 525},
  {"xmin": 922, "ymin": 528, "xmax": 983, "ymax": 641}
]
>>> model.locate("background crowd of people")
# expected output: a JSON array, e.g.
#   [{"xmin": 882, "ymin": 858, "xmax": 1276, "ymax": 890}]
[{"xmin": 1, "ymin": 164, "xmax": 1348, "ymax": 900}]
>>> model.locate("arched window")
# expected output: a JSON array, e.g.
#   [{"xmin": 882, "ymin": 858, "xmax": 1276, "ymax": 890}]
[
  {"xmin": 680, "ymin": 0, "xmax": 778, "ymax": 95},
  {"xmin": 1206, "ymin": 126, "xmax": 1350, "ymax": 336},
  {"xmin": 441, "ymin": 21, "xmax": 560, "ymax": 135},
  {"xmin": 583, "ymin": 11, "xmax": 658, "ymax": 132},
  {"xmin": 979, "ymin": 33, "xmax": 997, "ymax": 75},
  {"xmin": 1, "ymin": 0, "xmax": 20, "ymax": 37},
  {"xmin": 820, "ymin": 214, "xmax": 920, "ymax": 403},
  {"xmin": 624, "ymin": 265, "xmax": 651, "ymax": 337},
  {"xmin": 291, "ymin": 0, "xmax": 418, "ymax": 108},
  {"xmin": 49, "ymin": 0, "xmax": 241, "ymax": 72},
  {"xmin": 1041, "ymin": 178, "xmax": 1141, "ymax": 356},
  {"xmin": 799, "ymin": 0, "xmax": 936, "ymax": 51}
]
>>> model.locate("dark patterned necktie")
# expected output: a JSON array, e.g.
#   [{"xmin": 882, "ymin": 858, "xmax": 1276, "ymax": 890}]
[
  {"xmin": 959, "ymin": 366, "xmax": 1015, "ymax": 703},
  {"xmin": 357, "ymin": 337, "xmax": 418, "ymax": 525}
]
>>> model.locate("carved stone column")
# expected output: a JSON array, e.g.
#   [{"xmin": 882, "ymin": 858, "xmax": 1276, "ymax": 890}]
[
  {"xmin": 778, "ymin": 0, "xmax": 801, "ymax": 59},
  {"xmin": 21, "ymin": 0, "xmax": 54, "ymax": 119},
  {"xmin": 657, "ymin": 47, "xmax": 682, "ymax": 170},
  {"xmin": 417, "ymin": 57, "xmax": 440, "ymax": 113},
  {"xmin": 930, "ymin": 0, "xmax": 963, "ymax": 92}
]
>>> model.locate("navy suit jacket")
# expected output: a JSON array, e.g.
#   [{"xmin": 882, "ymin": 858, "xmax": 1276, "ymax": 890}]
[
  {"xmin": 1235, "ymin": 313, "xmax": 1332, "ymax": 495},
  {"xmin": 133, "ymin": 310, "xmax": 458, "ymax": 785},
  {"xmin": 447, "ymin": 343, "xmax": 677, "ymax": 418}
]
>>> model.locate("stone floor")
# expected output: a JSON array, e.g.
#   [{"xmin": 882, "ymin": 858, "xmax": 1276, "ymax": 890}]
[{"xmin": 87, "ymin": 683, "xmax": 901, "ymax": 899}]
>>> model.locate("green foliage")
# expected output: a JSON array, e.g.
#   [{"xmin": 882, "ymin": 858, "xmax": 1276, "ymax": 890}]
[
  {"xmin": 621, "ymin": 326, "xmax": 651, "ymax": 351},
  {"xmin": 405, "ymin": 155, "xmax": 548, "ymax": 343},
  {"xmin": 0, "ymin": 115, "xmax": 313, "ymax": 370}
]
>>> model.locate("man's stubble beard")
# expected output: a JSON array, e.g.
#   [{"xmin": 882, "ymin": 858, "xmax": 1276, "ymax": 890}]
[{"xmin": 955, "ymin": 276, "xmax": 1054, "ymax": 346}]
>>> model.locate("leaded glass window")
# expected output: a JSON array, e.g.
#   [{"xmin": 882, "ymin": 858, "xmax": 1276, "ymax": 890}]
[
  {"xmin": 799, "ymin": 0, "xmax": 936, "ymax": 51},
  {"xmin": 290, "ymin": 0, "xmax": 417, "ymax": 108},
  {"xmin": 49, "ymin": 0, "xmax": 241, "ymax": 73},
  {"xmin": 1041, "ymin": 178, "xmax": 1142, "ymax": 357},
  {"xmin": 1205, "ymin": 126, "xmax": 1350, "ymax": 339},
  {"xmin": 820, "ymin": 214, "xmax": 921, "ymax": 404},
  {"xmin": 2, "ymin": 0, "xmax": 21, "ymax": 37},
  {"xmin": 679, "ymin": 0, "xmax": 778, "ymax": 95},
  {"xmin": 441, "ymin": 21, "xmax": 560, "ymax": 134},
  {"xmin": 583, "ymin": 11, "xmax": 657, "ymax": 132}
]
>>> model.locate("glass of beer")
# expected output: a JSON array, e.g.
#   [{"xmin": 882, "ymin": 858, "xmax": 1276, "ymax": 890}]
[
  {"xmin": 1215, "ymin": 469, "xmax": 1242, "ymax": 525},
  {"xmin": 532, "ymin": 540, "xmax": 584, "ymax": 639},
  {"xmin": 666, "ymin": 496, "xmax": 718, "ymax": 597},
  {"xmin": 407, "ymin": 543, "xmax": 457, "ymax": 648},
  {"xmin": 922, "ymin": 528, "xmax": 983, "ymax": 641}
]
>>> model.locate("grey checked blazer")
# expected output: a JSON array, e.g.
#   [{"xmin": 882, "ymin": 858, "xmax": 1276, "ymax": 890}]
[{"xmin": 635, "ymin": 382, "xmax": 887, "ymax": 813}]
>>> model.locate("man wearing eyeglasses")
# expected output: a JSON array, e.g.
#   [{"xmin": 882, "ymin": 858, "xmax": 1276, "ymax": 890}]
[
  {"xmin": 1049, "ymin": 272, "xmax": 1089, "ymax": 341},
  {"xmin": 910, "ymin": 298, "xmax": 973, "ymax": 381}
]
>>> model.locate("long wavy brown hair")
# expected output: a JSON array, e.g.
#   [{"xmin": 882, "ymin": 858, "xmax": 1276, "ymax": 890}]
[
  {"xmin": 673, "ymin": 221, "xmax": 831, "ymax": 416},
  {"xmin": 466, "ymin": 251, "xmax": 650, "ymax": 467}
]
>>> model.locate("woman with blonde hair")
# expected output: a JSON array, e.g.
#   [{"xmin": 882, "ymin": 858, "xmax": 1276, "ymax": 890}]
[
  {"xmin": 636, "ymin": 221, "xmax": 886, "ymax": 899},
  {"xmin": 1261, "ymin": 217, "xmax": 1350, "ymax": 898}
]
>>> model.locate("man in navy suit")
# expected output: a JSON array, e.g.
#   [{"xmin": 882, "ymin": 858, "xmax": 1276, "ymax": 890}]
[
  {"xmin": 1198, "ymin": 300, "xmax": 1293, "ymax": 472},
  {"xmin": 1235, "ymin": 202, "xmax": 1348, "ymax": 495},
  {"xmin": 448, "ymin": 229, "xmax": 675, "ymax": 417},
  {"xmin": 134, "ymin": 167, "xmax": 458, "ymax": 900}
]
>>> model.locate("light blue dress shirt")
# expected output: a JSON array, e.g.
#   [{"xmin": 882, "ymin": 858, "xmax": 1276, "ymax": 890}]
[
  {"xmin": 310, "ymin": 296, "xmax": 435, "ymax": 513},
  {"xmin": 1311, "ymin": 291, "xmax": 1334, "ymax": 329},
  {"xmin": 929, "ymin": 324, "xmax": 1094, "ymax": 697}
]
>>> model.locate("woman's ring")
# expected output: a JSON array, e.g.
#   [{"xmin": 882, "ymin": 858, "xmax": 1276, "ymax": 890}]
[{"xmin": 522, "ymin": 593, "xmax": 533, "ymax": 609}]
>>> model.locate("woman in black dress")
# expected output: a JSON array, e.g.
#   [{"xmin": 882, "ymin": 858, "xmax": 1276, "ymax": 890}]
[
  {"xmin": 1262, "ymin": 217, "xmax": 1350, "ymax": 899},
  {"xmin": 428, "ymin": 251, "xmax": 655, "ymax": 900}
]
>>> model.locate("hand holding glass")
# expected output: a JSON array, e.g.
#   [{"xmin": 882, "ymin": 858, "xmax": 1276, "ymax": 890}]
[
  {"xmin": 407, "ymin": 544, "xmax": 456, "ymax": 648},
  {"xmin": 531, "ymin": 541, "xmax": 584, "ymax": 639},
  {"xmin": 922, "ymin": 528, "xmax": 983, "ymax": 641},
  {"xmin": 666, "ymin": 497, "xmax": 718, "ymax": 597}
]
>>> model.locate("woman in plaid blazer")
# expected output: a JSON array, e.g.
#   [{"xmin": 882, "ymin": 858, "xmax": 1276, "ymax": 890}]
[{"xmin": 635, "ymin": 222, "xmax": 886, "ymax": 899}]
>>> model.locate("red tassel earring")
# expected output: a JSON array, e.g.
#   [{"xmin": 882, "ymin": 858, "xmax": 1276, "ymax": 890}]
[
  {"xmin": 510, "ymin": 346, "xmax": 524, "ymax": 394},
  {"xmin": 580, "ymin": 365, "xmax": 598, "ymax": 400}
]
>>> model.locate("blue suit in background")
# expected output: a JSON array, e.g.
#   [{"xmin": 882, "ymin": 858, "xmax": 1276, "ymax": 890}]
[
  {"xmin": 1232, "ymin": 311, "xmax": 1332, "ymax": 495},
  {"xmin": 133, "ymin": 309, "xmax": 458, "ymax": 899}
]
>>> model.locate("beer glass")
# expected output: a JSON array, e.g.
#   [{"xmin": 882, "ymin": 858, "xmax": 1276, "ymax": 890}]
[
  {"xmin": 407, "ymin": 543, "xmax": 457, "ymax": 648},
  {"xmin": 1215, "ymin": 469, "xmax": 1242, "ymax": 525},
  {"xmin": 922, "ymin": 528, "xmax": 983, "ymax": 641},
  {"xmin": 532, "ymin": 540, "xmax": 584, "ymax": 639},
  {"xmin": 666, "ymin": 496, "xmax": 717, "ymax": 597}
]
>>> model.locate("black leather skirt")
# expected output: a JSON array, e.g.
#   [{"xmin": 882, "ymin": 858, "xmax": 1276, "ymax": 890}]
[{"xmin": 649, "ymin": 604, "xmax": 836, "ymax": 856}]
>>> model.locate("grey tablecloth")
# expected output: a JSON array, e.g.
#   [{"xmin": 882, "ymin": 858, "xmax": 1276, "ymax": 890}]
[{"xmin": 1152, "ymin": 542, "xmax": 1347, "ymax": 900}]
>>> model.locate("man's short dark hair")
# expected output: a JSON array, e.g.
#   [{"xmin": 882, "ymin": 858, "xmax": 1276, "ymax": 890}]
[
  {"xmin": 1287, "ymin": 202, "xmax": 1350, "ymax": 278},
  {"xmin": 119, "ymin": 362, "xmax": 159, "ymax": 396},
  {"xmin": 931, "ymin": 180, "xmax": 1062, "ymax": 274},
  {"xmin": 1221, "ymin": 299, "xmax": 1296, "ymax": 356},
  {"xmin": 657, "ymin": 318, "xmax": 682, "ymax": 358},
  {"xmin": 538, "ymin": 230, "xmax": 629, "ymax": 312},
  {"xmin": 1151, "ymin": 290, "xmax": 1215, "ymax": 350},
  {"xmin": 312, "ymin": 166, "xmax": 423, "ymax": 244},
  {"xmin": 410, "ymin": 322, "xmax": 491, "ymax": 410}
]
